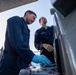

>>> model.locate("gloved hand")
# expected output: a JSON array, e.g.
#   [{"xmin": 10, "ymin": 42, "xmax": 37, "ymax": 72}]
[{"xmin": 32, "ymin": 55, "xmax": 52, "ymax": 66}]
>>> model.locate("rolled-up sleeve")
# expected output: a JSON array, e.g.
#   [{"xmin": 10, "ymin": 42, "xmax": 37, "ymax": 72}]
[{"xmin": 7, "ymin": 17, "xmax": 35, "ymax": 64}]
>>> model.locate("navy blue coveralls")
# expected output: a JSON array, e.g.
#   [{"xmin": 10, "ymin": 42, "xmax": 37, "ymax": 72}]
[
  {"xmin": 34, "ymin": 26, "xmax": 55, "ymax": 63},
  {"xmin": 0, "ymin": 16, "xmax": 35, "ymax": 75}
]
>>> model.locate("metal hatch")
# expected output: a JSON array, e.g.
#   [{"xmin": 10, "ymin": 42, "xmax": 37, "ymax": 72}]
[{"xmin": 0, "ymin": 0, "xmax": 38, "ymax": 12}]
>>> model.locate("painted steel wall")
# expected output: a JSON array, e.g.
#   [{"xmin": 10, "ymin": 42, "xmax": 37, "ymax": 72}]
[
  {"xmin": 0, "ymin": 0, "xmax": 38, "ymax": 12},
  {"xmin": 54, "ymin": 9, "xmax": 76, "ymax": 75}
]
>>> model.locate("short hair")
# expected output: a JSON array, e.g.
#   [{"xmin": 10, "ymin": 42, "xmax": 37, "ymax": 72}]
[
  {"xmin": 24, "ymin": 10, "xmax": 37, "ymax": 17},
  {"xmin": 39, "ymin": 17, "xmax": 46, "ymax": 23}
]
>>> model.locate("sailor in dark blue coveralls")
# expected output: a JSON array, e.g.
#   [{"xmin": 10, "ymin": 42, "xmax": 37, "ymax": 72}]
[
  {"xmin": 0, "ymin": 10, "xmax": 52, "ymax": 75},
  {"xmin": 34, "ymin": 17, "xmax": 55, "ymax": 64}
]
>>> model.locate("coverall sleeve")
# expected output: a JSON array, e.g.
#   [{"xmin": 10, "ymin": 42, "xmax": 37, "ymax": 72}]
[
  {"xmin": 34, "ymin": 30, "xmax": 43, "ymax": 50},
  {"xmin": 7, "ymin": 17, "xmax": 35, "ymax": 64}
]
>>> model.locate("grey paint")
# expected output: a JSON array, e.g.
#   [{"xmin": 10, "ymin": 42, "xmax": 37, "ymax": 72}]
[
  {"xmin": 54, "ymin": 9, "xmax": 76, "ymax": 75},
  {"xmin": 0, "ymin": 0, "xmax": 38, "ymax": 12}
]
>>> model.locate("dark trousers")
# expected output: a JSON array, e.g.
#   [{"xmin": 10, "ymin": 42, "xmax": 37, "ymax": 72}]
[{"xmin": 41, "ymin": 50, "xmax": 55, "ymax": 64}]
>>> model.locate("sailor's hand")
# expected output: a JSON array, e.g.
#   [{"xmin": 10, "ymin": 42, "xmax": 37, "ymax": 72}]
[
  {"xmin": 32, "ymin": 55, "xmax": 52, "ymax": 66},
  {"xmin": 42, "ymin": 44, "xmax": 54, "ymax": 52}
]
